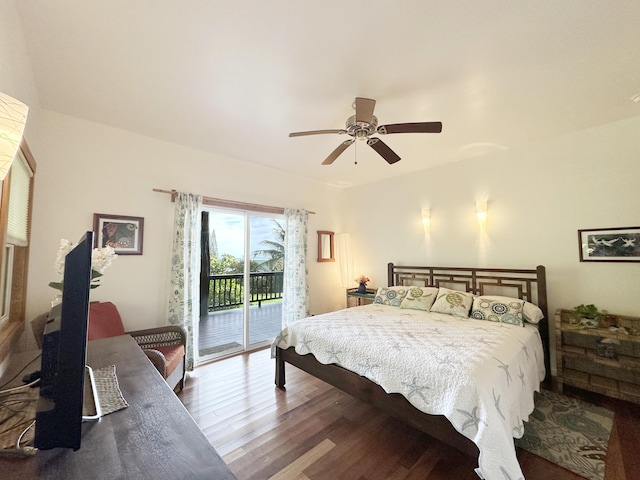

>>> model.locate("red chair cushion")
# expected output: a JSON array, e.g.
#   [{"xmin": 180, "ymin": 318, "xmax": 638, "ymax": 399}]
[
  {"xmin": 88, "ymin": 302, "xmax": 126, "ymax": 340},
  {"xmin": 155, "ymin": 345, "xmax": 185, "ymax": 377}
]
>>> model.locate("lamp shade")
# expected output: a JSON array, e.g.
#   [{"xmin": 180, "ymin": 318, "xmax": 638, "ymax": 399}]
[{"xmin": 0, "ymin": 91, "xmax": 29, "ymax": 180}]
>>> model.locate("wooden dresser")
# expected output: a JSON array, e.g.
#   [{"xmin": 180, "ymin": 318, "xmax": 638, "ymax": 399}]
[
  {"xmin": 555, "ymin": 308, "xmax": 640, "ymax": 404},
  {"xmin": 0, "ymin": 335, "xmax": 236, "ymax": 479}
]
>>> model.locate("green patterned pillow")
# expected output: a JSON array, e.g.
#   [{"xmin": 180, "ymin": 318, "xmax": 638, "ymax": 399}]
[
  {"xmin": 400, "ymin": 287, "xmax": 439, "ymax": 311},
  {"xmin": 430, "ymin": 287, "xmax": 474, "ymax": 318},
  {"xmin": 470, "ymin": 295, "xmax": 525, "ymax": 326},
  {"xmin": 374, "ymin": 286, "xmax": 410, "ymax": 307}
]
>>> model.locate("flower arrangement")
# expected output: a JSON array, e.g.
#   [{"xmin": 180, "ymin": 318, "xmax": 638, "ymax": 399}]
[
  {"xmin": 49, "ymin": 239, "xmax": 117, "ymax": 291},
  {"xmin": 355, "ymin": 274, "xmax": 370, "ymax": 285}
]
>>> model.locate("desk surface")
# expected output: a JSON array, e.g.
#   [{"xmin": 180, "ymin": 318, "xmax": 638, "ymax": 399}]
[{"xmin": 0, "ymin": 335, "xmax": 235, "ymax": 480}]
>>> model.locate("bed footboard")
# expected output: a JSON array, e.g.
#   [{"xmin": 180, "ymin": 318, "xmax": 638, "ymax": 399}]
[{"xmin": 274, "ymin": 346, "xmax": 479, "ymax": 458}]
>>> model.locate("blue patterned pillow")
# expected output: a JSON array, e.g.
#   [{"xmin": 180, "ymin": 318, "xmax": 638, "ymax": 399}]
[
  {"xmin": 374, "ymin": 286, "xmax": 410, "ymax": 307},
  {"xmin": 470, "ymin": 295, "xmax": 525, "ymax": 326}
]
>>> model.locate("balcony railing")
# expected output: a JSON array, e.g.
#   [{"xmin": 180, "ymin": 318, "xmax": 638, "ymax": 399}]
[{"xmin": 207, "ymin": 271, "xmax": 283, "ymax": 311}]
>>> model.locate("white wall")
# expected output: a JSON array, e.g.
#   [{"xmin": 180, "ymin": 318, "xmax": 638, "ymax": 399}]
[
  {"xmin": 0, "ymin": 0, "xmax": 39, "ymax": 125},
  {"xmin": 23, "ymin": 111, "xmax": 345, "ymax": 337},
  {"xmin": 342, "ymin": 115, "xmax": 640, "ymax": 325},
  {"xmin": 2, "ymin": 1, "xmax": 346, "ymax": 351}
]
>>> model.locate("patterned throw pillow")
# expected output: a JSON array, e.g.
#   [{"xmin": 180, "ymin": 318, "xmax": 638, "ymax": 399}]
[
  {"xmin": 400, "ymin": 286, "xmax": 439, "ymax": 311},
  {"xmin": 470, "ymin": 295, "xmax": 525, "ymax": 326},
  {"xmin": 430, "ymin": 287, "xmax": 474, "ymax": 318},
  {"xmin": 373, "ymin": 286, "xmax": 410, "ymax": 307}
]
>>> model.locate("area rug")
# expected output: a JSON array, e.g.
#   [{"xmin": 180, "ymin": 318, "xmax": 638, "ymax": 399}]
[{"xmin": 515, "ymin": 389, "xmax": 614, "ymax": 480}]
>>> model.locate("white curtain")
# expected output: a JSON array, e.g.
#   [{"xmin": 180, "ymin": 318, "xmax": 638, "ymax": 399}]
[
  {"xmin": 335, "ymin": 233, "xmax": 354, "ymax": 288},
  {"xmin": 281, "ymin": 208, "xmax": 308, "ymax": 327},
  {"xmin": 167, "ymin": 192, "xmax": 202, "ymax": 371}
]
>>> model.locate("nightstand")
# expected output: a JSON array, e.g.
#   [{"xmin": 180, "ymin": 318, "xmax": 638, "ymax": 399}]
[
  {"xmin": 346, "ymin": 288, "xmax": 376, "ymax": 308},
  {"xmin": 555, "ymin": 308, "xmax": 640, "ymax": 404}
]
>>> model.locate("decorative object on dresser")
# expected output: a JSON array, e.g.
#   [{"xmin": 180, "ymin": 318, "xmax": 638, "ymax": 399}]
[
  {"xmin": 555, "ymin": 308, "xmax": 640, "ymax": 404},
  {"xmin": 355, "ymin": 274, "xmax": 370, "ymax": 293}
]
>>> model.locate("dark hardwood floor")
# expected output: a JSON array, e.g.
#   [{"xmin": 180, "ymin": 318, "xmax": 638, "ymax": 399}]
[{"xmin": 179, "ymin": 348, "xmax": 640, "ymax": 480}]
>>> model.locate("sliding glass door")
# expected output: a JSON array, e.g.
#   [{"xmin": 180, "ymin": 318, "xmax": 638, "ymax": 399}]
[{"xmin": 198, "ymin": 208, "xmax": 283, "ymax": 362}]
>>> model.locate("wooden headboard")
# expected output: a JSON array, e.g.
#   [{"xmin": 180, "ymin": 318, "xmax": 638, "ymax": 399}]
[{"xmin": 387, "ymin": 263, "xmax": 550, "ymax": 381}]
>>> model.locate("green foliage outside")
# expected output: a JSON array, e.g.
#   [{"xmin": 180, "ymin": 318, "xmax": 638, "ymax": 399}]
[
  {"xmin": 207, "ymin": 219, "xmax": 285, "ymax": 310},
  {"xmin": 253, "ymin": 220, "xmax": 285, "ymax": 272}
]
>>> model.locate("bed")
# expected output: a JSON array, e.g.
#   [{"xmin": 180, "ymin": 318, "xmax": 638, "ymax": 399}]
[{"xmin": 273, "ymin": 263, "xmax": 549, "ymax": 480}]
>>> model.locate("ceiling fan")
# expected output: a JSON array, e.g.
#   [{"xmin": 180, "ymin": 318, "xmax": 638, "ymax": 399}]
[{"xmin": 289, "ymin": 97, "xmax": 442, "ymax": 165}]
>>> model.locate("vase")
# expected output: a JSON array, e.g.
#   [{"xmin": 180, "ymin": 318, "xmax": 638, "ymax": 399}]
[{"xmin": 357, "ymin": 283, "xmax": 367, "ymax": 294}]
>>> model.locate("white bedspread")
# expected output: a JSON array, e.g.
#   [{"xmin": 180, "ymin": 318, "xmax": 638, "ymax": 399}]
[{"xmin": 272, "ymin": 304, "xmax": 545, "ymax": 480}]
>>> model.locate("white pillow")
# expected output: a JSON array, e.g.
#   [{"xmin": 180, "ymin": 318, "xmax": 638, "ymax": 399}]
[
  {"xmin": 430, "ymin": 287, "xmax": 474, "ymax": 318},
  {"xmin": 400, "ymin": 286, "xmax": 439, "ymax": 311},
  {"xmin": 374, "ymin": 286, "xmax": 411, "ymax": 307},
  {"xmin": 523, "ymin": 301, "xmax": 545, "ymax": 324},
  {"xmin": 470, "ymin": 295, "xmax": 525, "ymax": 327}
]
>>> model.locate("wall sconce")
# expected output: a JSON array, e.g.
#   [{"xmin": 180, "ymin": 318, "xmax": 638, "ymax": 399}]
[
  {"xmin": 476, "ymin": 199, "xmax": 488, "ymax": 230},
  {"xmin": 0, "ymin": 91, "xmax": 29, "ymax": 181},
  {"xmin": 421, "ymin": 208, "xmax": 431, "ymax": 234}
]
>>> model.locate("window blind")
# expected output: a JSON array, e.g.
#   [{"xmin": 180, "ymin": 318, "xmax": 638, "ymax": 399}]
[{"xmin": 6, "ymin": 151, "xmax": 32, "ymax": 246}]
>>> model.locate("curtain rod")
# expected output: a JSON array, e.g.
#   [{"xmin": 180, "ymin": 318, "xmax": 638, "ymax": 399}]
[{"xmin": 153, "ymin": 188, "xmax": 315, "ymax": 215}]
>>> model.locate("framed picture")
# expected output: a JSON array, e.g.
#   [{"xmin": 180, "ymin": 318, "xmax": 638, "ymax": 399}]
[
  {"xmin": 578, "ymin": 226, "xmax": 640, "ymax": 262},
  {"xmin": 93, "ymin": 213, "xmax": 144, "ymax": 255}
]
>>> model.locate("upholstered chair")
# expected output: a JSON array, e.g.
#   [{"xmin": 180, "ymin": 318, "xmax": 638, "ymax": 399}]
[
  {"xmin": 87, "ymin": 302, "xmax": 187, "ymax": 392},
  {"xmin": 31, "ymin": 302, "xmax": 187, "ymax": 393}
]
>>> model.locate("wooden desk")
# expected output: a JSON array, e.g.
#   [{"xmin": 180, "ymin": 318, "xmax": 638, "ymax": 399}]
[{"xmin": 0, "ymin": 335, "xmax": 235, "ymax": 479}]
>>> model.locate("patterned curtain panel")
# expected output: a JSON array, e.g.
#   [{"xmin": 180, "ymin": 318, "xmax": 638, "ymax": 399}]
[
  {"xmin": 282, "ymin": 208, "xmax": 309, "ymax": 327},
  {"xmin": 168, "ymin": 192, "xmax": 202, "ymax": 370}
]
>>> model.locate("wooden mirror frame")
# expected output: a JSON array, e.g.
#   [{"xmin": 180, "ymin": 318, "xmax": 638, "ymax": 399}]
[{"xmin": 317, "ymin": 230, "xmax": 335, "ymax": 262}]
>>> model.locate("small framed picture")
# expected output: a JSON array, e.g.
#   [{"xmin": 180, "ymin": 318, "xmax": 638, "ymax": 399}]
[
  {"xmin": 93, "ymin": 213, "xmax": 144, "ymax": 255},
  {"xmin": 578, "ymin": 226, "xmax": 640, "ymax": 262}
]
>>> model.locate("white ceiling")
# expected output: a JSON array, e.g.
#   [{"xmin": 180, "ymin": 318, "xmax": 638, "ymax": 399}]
[{"xmin": 15, "ymin": 1, "xmax": 640, "ymax": 188}]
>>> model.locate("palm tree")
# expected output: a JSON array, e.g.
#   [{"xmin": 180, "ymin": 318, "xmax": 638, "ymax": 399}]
[{"xmin": 253, "ymin": 220, "xmax": 284, "ymax": 271}]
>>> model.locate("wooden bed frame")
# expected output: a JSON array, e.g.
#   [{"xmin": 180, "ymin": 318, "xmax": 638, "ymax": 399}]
[{"xmin": 275, "ymin": 263, "xmax": 549, "ymax": 458}]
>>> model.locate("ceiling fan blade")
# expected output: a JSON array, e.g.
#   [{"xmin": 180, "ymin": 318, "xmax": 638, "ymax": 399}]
[
  {"xmin": 289, "ymin": 129, "xmax": 347, "ymax": 137},
  {"xmin": 367, "ymin": 138, "xmax": 401, "ymax": 164},
  {"xmin": 377, "ymin": 122, "xmax": 443, "ymax": 134},
  {"xmin": 322, "ymin": 139, "xmax": 355, "ymax": 165},
  {"xmin": 355, "ymin": 97, "xmax": 376, "ymax": 124}
]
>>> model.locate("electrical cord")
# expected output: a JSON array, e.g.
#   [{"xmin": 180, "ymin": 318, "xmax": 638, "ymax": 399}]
[
  {"xmin": 16, "ymin": 420, "xmax": 35, "ymax": 449},
  {"xmin": 0, "ymin": 353, "xmax": 41, "ymax": 391},
  {"xmin": 0, "ymin": 378, "xmax": 40, "ymax": 395}
]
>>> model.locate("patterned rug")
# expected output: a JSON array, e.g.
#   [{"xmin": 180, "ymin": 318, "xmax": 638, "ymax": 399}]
[{"xmin": 515, "ymin": 389, "xmax": 614, "ymax": 480}]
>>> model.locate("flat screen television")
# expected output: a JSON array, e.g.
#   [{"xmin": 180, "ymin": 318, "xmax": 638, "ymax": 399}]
[{"xmin": 34, "ymin": 231, "xmax": 93, "ymax": 450}]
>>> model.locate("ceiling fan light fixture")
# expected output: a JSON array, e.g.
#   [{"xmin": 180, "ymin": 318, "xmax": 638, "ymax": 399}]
[{"xmin": 288, "ymin": 97, "xmax": 442, "ymax": 165}]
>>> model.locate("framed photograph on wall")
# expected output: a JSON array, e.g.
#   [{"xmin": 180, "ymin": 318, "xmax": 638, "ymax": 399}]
[
  {"xmin": 578, "ymin": 226, "xmax": 640, "ymax": 262},
  {"xmin": 93, "ymin": 213, "xmax": 144, "ymax": 255}
]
